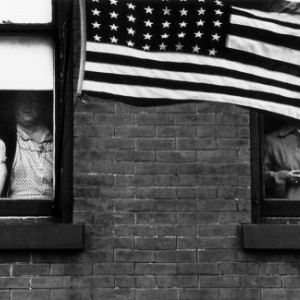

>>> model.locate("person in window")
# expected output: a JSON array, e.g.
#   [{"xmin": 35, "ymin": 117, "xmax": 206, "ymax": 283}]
[
  {"xmin": 264, "ymin": 122, "xmax": 300, "ymax": 199},
  {"xmin": 0, "ymin": 91, "xmax": 53, "ymax": 199}
]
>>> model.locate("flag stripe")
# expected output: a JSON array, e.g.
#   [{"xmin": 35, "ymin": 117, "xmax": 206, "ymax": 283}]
[
  {"xmin": 227, "ymin": 35, "xmax": 300, "ymax": 65},
  {"xmin": 85, "ymin": 54, "xmax": 300, "ymax": 92},
  {"xmin": 85, "ymin": 62, "xmax": 300, "ymax": 101},
  {"xmin": 86, "ymin": 43, "xmax": 300, "ymax": 86},
  {"xmin": 232, "ymin": 6, "xmax": 300, "ymax": 26},
  {"xmin": 83, "ymin": 72, "xmax": 300, "ymax": 108},
  {"xmin": 82, "ymin": 81, "xmax": 300, "ymax": 119},
  {"xmin": 231, "ymin": 14, "xmax": 300, "ymax": 40}
]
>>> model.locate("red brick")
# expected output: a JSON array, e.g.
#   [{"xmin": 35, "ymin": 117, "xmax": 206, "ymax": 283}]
[
  {"xmin": 157, "ymin": 250, "xmax": 197, "ymax": 262},
  {"xmin": 219, "ymin": 288, "xmax": 260, "ymax": 300},
  {"xmin": 115, "ymin": 250, "xmax": 156, "ymax": 262},
  {"xmin": 0, "ymin": 277, "xmax": 29, "ymax": 289},
  {"xmin": 93, "ymin": 288, "xmax": 134, "ymax": 300},
  {"xmin": 136, "ymin": 288, "xmax": 177, "ymax": 300},
  {"xmin": 136, "ymin": 276, "xmax": 156, "ymax": 288},
  {"xmin": 157, "ymin": 126, "xmax": 195, "ymax": 138},
  {"xmin": 136, "ymin": 138, "xmax": 175, "ymax": 150},
  {"xmin": 179, "ymin": 288, "xmax": 219, "ymax": 300},
  {"xmin": 200, "ymin": 275, "xmax": 240, "ymax": 288},
  {"xmin": 156, "ymin": 151, "xmax": 196, "ymax": 162},
  {"xmin": 177, "ymin": 138, "xmax": 216, "ymax": 150},
  {"xmin": 50, "ymin": 289, "xmax": 92, "ymax": 300},
  {"xmin": 176, "ymin": 114, "xmax": 215, "ymax": 125},
  {"xmin": 262, "ymin": 289, "xmax": 300, "ymax": 300},
  {"xmin": 219, "ymin": 263, "xmax": 260, "ymax": 275},
  {"xmin": 135, "ymin": 263, "xmax": 177, "ymax": 275},
  {"xmin": 157, "ymin": 275, "xmax": 198, "ymax": 287},
  {"xmin": 93, "ymin": 263, "xmax": 135, "ymax": 275},
  {"xmin": 93, "ymin": 114, "xmax": 134, "ymax": 125},
  {"xmin": 51, "ymin": 263, "xmax": 92, "ymax": 275},
  {"xmin": 178, "ymin": 263, "xmax": 218, "ymax": 275},
  {"xmin": 12, "ymin": 290, "xmax": 49, "ymax": 300},
  {"xmin": 115, "ymin": 125, "xmax": 156, "ymax": 138},
  {"xmin": 135, "ymin": 162, "xmax": 177, "ymax": 174},
  {"xmin": 30, "ymin": 276, "xmax": 72, "ymax": 288},
  {"xmin": 135, "ymin": 238, "xmax": 177, "ymax": 250},
  {"xmin": 115, "ymin": 150, "xmax": 155, "ymax": 162},
  {"xmin": 115, "ymin": 276, "xmax": 135, "ymax": 288},
  {"xmin": 114, "ymin": 225, "xmax": 157, "ymax": 237},
  {"xmin": 13, "ymin": 264, "xmax": 50, "ymax": 276},
  {"xmin": 136, "ymin": 114, "xmax": 175, "ymax": 125}
]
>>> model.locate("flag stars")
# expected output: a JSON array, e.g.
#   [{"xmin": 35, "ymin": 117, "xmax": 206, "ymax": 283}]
[
  {"xmin": 179, "ymin": 21, "xmax": 187, "ymax": 27},
  {"xmin": 110, "ymin": 24, "xmax": 118, "ymax": 31},
  {"xmin": 209, "ymin": 48, "xmax": 217, "ymax": 56},
  {"xmin": 195, "ymin": 31, "xmax": 203, "ymax": 38},
  {"xmin": 110, "ymin": 0, "xmax": 118, "ymax": 5},
  {"xmin": 93, "ymin": 34, "xmax": 101, "ymax": 41},
  {"xmin": 127, "ymin": 40, "xmax": 134, "ymax": 47},
  {"xmin": 128, "ymin": 15, "xmax": 136, "ymax": 22},
  {"xmin": 110, "ymin": 36, "xmax": 118, "ymax": 43},
  {"xmin": 127, "ymin": 27, "xmax": 135, "ymax": 35},
  {"xmin": 162, "ymin": 7, "xmax": 171, "ymax": 15},
  {"xmin": 162, "ymin": 21, "xmax": 171, "ymax": 28},
  {"xmin": 192, "ymin": 45, "xmax": 201, "ymax": 53},
  {"xmin": 145, "ymin": 6, "xmax": 154, "ymax": 14},
  {"xmin": 127, "ymin": 3, "xmax": 135, "ymax": 10},
  {"xmin": 215, "ymin": 0, "xmax": 223, "ymax": 6},
  {"xmin": 92, "ymin": 21, "xmax": 100, "ymax": 28},
  {"xmin": 161, "ymin": 33, "xmax": 169, "ymax": 39},
  {"xmin": 145, "ymin": 19, "xmax": 153, "ymax": 27},
  {"xmin": 178, "ymin": 32, "xmax": 186, "ymax": 38},
  {"xmin": 110, "ymin": 11, "xmax": 118, "ymax": 18},
  {"xmin": 197, "ymin": 20, "xmax": 205, "ymax": 26},
  {"xmin": 180, "ymin": 8, "xmax": 188, "ymax": 16},
  {"xmin": 215, "ymin": 9, "xmax": 223, "ymax": 15},
  {"xmin": 212, "ymin": 33, "xmax": 221, "ymax": 41},
  {"xmin": 213, "ymin": 20, "xmax": 222, "ymax": 27},
  {"xmin": 159, "ymin": 43, "xmax": 167, "ymax": 50},
  {"xmin": 198, "ymin": 8, "xmax": 205, "ymax": 15},
  {"xmin": 176, "ymin": 43, "xmax": 183, "ymax": 51},
  {"xmin": 91, "ymin": 8, "xmax": 100, "ymax": 16},
  {"xmin": 144, "ymin": 33, "xmax": 152, "ymax": 40},
  {"xmin": 143, "ymin": 45, "xmax": 150, "ymax": 51}
]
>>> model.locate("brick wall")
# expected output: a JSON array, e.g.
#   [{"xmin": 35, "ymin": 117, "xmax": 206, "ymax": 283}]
[{"xmin": 1, "ymin": 1, "xmax": 300, "ymax": 300}]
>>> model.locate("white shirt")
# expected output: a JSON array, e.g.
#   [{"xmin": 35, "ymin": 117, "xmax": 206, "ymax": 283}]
[{"xmin": 9, "ymin": 125, "xmax": 53, "ymax": 199}]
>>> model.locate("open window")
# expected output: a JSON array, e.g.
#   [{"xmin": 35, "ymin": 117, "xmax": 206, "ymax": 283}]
[
  {"xmin": 0, "ymin": 0, "xmax": 73, "ymax": 221},
  {"xmin": 250, "ymin": 111, "xmax": 300, "ymax": 224},
  {"xmin": 243, "ymin": 111, "xmax": 300, "ymax": 249}
]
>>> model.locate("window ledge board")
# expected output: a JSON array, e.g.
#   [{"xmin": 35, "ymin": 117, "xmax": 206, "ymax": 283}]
[
  {"xmin": 243, "ymin": 224, "xmax": 300, "ymax": 249},
  {"xmin": 0, "ymin": 224, "xmax": 84, "ymax": 250}
]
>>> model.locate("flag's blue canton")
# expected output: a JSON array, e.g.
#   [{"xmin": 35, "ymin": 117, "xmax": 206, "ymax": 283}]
[{"xmin": 86, "ymin": 0, "xmax": 228, "ymax": 56}]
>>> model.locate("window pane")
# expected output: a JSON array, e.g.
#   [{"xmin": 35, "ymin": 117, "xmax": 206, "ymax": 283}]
[
  {"xmin": 0, "ymin": 91, "xmax": 54, "ymax": 200},
  {"xmin": 0, "ymin": 37, "xmax": 53, "ymax": 90},
  {"xmin": 0, "ymin": 0, "xmax": 52, "ymax": 24},
  {"xmin": 263, "ymin": 114, "xmax": 300, "ymax": 200}
]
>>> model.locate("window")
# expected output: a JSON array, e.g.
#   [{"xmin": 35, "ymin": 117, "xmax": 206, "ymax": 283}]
[
  {"xmin": 0, "ymin": 0, "xmax": 73, "ymax": 221},
  {"xmin": 250, "ymin": 111, "xmax": 300, "ymax": 223},
  {"xmin": 243, "ymin": 111, "xmax": 300, "ymax": 249}
]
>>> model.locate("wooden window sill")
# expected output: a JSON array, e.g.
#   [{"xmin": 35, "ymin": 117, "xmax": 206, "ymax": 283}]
[
  {"xmin": 243, "ymin": 224, "xmax": 300, "ymax": 249},
  {"xmin": 0, "ymin": 224, "xmax": 84, "ymax": 249}
]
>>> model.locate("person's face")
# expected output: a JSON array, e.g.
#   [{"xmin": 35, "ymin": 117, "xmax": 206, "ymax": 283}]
[{"xmin": 14, "ymin": 94, "xmax": 42, "ymax": 127}]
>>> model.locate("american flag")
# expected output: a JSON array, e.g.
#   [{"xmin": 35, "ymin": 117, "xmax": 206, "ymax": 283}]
[{"xmin": 78, "ymin": 0, "xmax": 300, "ymax": 119}]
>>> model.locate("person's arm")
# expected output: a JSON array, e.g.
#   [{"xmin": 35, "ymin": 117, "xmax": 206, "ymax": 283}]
[{"xmin": 264, "ymin": 135, "xmax": 289, "ymax": 198}]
